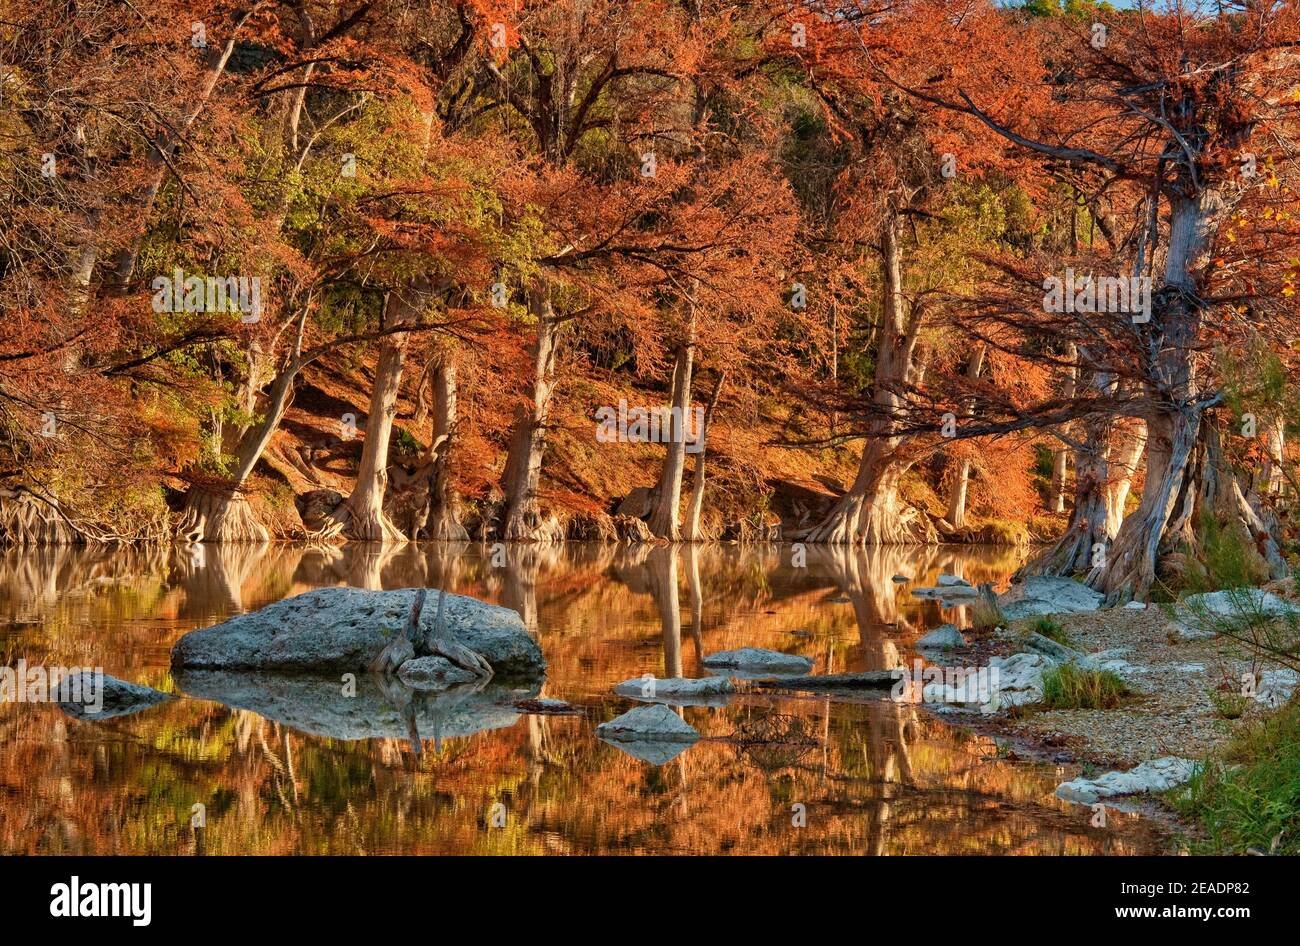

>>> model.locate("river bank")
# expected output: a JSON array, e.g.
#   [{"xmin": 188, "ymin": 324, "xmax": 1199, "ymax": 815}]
[{"xmin": 911, "ymin": 582, "xmax": 1299, "ymax": 851}]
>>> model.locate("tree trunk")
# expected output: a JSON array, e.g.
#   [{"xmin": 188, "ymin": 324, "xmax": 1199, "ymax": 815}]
[
  {"xmin": 1049, "ymin": 449, "xmax": 1069, "ymax": 513},
  {"xmin": 855, "ymin": 456, "xmax": 903, "ymax": 545},
  {"xmin": 176, "ymin": 348, "xmax": 303, "ymax": 542},
  {"xmin": 944, "ymin": 344, "xmax": 986, "ymax": 530},
  {"xmin": 1048, "ymin": 344, "xmax": 1078, "ymax": 514},
  {"xmin": 946, "ymin": 456, "xmax": 972, "ymax": 531},
  {"xmin": 682, "ymin": 371, "xmax": 725, "ymax": 542},
  {"xmin": 1255, "ymin": 416, "xmax": 1285, "ymax": 498},
  {"xmin": 1089, "ymin": 406, "xmax": 1198, "ymax": 600},
  {"xmin": 1090, "ymin": 189, "xmax": 1226, "ymax": 602},
  {"xmin": 647, "ymin": 333, "xmax": 696, "ymax": 541},
  {"xmin": 423, "ymin": 353, "xmax": 468, "ymax": 541},
  {"xmin": 1022, "ymin": 412, "xmax": 1112, "ymax": 577},
  {"xmin": 1105, "ymin": 419, "xmax": 1147, "ymax": 537},
  {"xmin": 804, "ymin": 214, "xmax": 923, "ymax": 545},
  {"xmin": 500, "ymin": 290, "xmax": 563, "ymax": 542},
  {"xmin": 333, "ymin": 282, "xmax": 425, "ymax": 543}
]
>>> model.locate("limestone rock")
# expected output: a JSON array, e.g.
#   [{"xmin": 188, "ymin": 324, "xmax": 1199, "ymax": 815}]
[{"xmin": 1055, "ymin": 757, "xmax": 1199, "ymax": 804}]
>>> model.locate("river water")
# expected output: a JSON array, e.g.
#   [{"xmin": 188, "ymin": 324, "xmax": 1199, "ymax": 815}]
[{"xmin": 0, "ymin": 542, "xmax": 1168, "ymax": 854}]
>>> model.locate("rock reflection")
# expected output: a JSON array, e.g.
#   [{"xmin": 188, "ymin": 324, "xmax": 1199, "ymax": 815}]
[{"xmin": 0, "ymin": 541, "xmax": 1169, "ymax": 855}]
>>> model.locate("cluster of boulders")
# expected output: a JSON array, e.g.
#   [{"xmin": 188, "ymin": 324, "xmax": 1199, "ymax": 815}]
[{"xmin": 599, "ymin": 646, "xmax": 819, "ymax": 763}]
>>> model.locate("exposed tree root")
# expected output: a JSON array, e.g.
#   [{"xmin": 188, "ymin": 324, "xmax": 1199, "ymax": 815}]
[
  {"xmin": 0, "ymin": 486, "xmax": 154, "ymax": 546},
  {"xmin": 0, "ymin": 489, "xmax": 89, "ymax": 545},
  {"xmin": 175, "ymin": 487, "xmax": 270, "ymax": 544}
]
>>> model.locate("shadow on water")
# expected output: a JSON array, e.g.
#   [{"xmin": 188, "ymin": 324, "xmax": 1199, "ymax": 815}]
[{"xmin": 0, "ymin": 541, "xmax": 1171, "ymax": 854}]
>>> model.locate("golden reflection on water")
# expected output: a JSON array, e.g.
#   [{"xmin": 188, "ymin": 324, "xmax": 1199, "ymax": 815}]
[{"xmin": 0, "ymin": 542, "xmax": 1167, "ymax": 855}]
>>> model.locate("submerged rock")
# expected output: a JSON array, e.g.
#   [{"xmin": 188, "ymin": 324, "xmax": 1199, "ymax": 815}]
[
  {"xmin": 701, "ymin": 648, "xmax": 812, "ymax": 675},
  {"xmin": 757, "ymin": 670, "xmax": 898, "ymax": 691},
  {"xmin": 1055, "ymin": 757, "xmax": 1199, "ymax": 804},
  {"xmin": 917, "ymin": 624, "xmax": 966, "ymax": 650},
  {"xmin": 998, "ymin": 576, "xmax": 1104, "ymax": 619},
  {"xmin": 55, "ymin": 672, "xmax": 172, "ymax": 721},
  {"xmin": 614, "ymin": 674, "xmax": 734, "ymax": 705},
  {"xmin": 170, "ymin": 587, "xmax": 545, "ymax": 676},
  {"xmin": 174, "ymin": 669, "xmax": 537, "ymax": 741},
  {"xmin": 509, "ymin": 698, "xmax": 583, "ymax": 716},
  {"xmin": 913, "ymin": 582, "xmax": 979, "ymax": 600}
]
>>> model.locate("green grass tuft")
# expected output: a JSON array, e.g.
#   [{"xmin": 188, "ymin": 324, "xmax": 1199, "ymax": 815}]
[
  {"xmin": 1040, "ymin": 662, "xmax": 1129, "ymax": 709},
  {"xmin": 1026, "ymin": 615, "xmax": 1073, "ymax": 648}
]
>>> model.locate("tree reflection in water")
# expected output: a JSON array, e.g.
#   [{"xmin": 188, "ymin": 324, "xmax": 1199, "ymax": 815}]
[{"xmin": 0, "ymin": 542, "xmax": 1169, "ymax": 855}]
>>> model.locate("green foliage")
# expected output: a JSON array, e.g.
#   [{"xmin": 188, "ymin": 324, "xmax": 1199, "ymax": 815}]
[
  {"xmin": 1208, "ymin": 685, "xmax": 1251, "ymax": 721},
  {"xmin": 1027, "ymin": 615, "xmax": 1073, "ymax": 648},
  {"xmin": 1220, "ymin": 337, "xmax": 1290, "ymax": 425},
  {"xmin": 1019, "ymin": 0, "xmax": 1117, "ymax": 19},
  {"xmin": 1172, "ymin": 700, "xmax": 1300, "ymax": 855},
  {"xmin": 1040, "ymin": 662, "xmax": 1129, "ymax": 709},
  {"xmin": 1032, "ymin": 443, "xmax": 1056, "ymax": 480},
  {"xmin": 1178, "ymin": 512, "xmax": 1271, "ymax": 595},
  {"xmin": 1167, "ymin": 515, "xmax": 1300, "ymax": 675},
  {"xmin": 392, "ymin": 426, "xmax": 422, "ymax": 458}
]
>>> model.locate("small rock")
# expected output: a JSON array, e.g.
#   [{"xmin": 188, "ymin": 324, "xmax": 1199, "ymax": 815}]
[
  {"xmin": 1124, "ymin": 601, "xmax": 1147, "ymax": 610},
  {"xmin": 917, "ymin": 624, "xmax": 966, "ymax": 650},
  {"xmin": 597, "ymin": 704, "xmax": 699, "ymax": 742},
  {"xmin": 1255, "ymin": 668, "xmax": 1299, "ymax": 709},
  {"xmin": 1021, "ymin": 631, "xmax": 1095, "ymax": 667},
  {"xmin": 987, "ymin": 652, "xmax": 1054, "ymax": 706},
  {"xmin": 701, "ymin": 648, "xmax": 813, "ymax": 675},
  {"xmin": 936, "ymin": 574, "xmax": 972, "ymax": 587},
  {"xmin": 892, "ymin": 574, "xmax": 910, "ymax": 583},
  {"xmin": 1055, "ymin": 757, "xmax": 1199, "ymax": 804},
  {"xmin": 55, "ymin": 672, "xmax": 172, "ymax": 721}
]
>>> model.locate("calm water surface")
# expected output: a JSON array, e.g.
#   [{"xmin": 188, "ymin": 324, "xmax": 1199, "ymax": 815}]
[{"xmin": 0, "ymin": 542, "xmax": 1169, "ymax": 855}]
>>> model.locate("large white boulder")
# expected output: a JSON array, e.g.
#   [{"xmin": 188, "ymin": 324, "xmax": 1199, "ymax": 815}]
[
  {"xmin": 1172, "ymin": 588, "xmax": 1300, "ymax": 641},
  {"xmin": 998, "ymin": 576, "xmax": 1104, "ymax": 620},
  {"xmin": 171, "ymin": 587, "xmax": 545, "ymax": 676}
]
